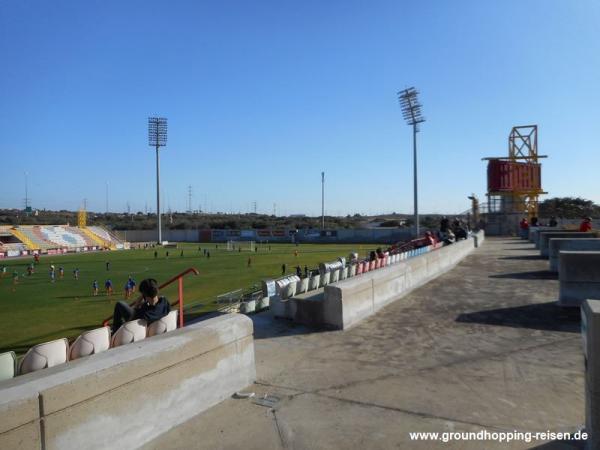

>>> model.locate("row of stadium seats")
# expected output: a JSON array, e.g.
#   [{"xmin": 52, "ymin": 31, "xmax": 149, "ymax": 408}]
[
  {"xmin": 0, "ymin": 310, "xmax": 178, "ymax": 382},
  {"xmin": 38, "ymin": 226, "xmax": 95, "ymax": 248},
  {"xmin": 271, "ymin": 244, "xmax": 439, "ymax": 302},
  {"xmin": 0, "ymin": 242, "xmax": 27, "ymax": 252},
  {"xmin": 87, "ymin": 226, "xmax": 122, "ymax": 245}
]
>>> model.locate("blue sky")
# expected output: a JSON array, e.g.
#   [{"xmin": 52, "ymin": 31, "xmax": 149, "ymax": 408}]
[{"xmin": 1, "ymin": 0, "xmax": 599, "ymax": 215}]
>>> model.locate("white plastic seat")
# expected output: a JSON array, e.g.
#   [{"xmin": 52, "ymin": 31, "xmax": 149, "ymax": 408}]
[
  {"xmin": 147, "ymin": 311, "xmax": 178, "ymax": 337},
  {"xmin": 0, "ymin": 351, "xmax": 17, "ymax": 381},
  {"xmin": 111, "ymin": 320, "xmax": 147, "ymax": 347},
  {"xmin": 69, "ymin": 327, "xmax": 111, "ymax": 360},
  {"xmin": 19, "ymin": 338, "xmax": 69, "ymax": 375}
]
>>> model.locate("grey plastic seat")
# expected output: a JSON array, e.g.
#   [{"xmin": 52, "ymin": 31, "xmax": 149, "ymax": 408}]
[
  {"xmin": 147, "ymin": 310, "xmax": 178, "ymax": 337},
  {"xmin": 111, "ymin": 320, "xmax": 147, "ymax": 347},
  {"xmin": 19, "ymin": 338, "xmax": 69, "ymax": 375},
  {"xmin": 0, "ymin": 351, "xmax": 17, "ymax": 381},
  {"xmin": 70, "ymin": 326, "xmax": 111, "ymax": 360}
]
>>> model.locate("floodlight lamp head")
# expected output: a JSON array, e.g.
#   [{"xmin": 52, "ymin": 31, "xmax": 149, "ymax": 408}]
[
  {"xmin": 397, "ymin": 87, "xmax": 425, "ymax": 127},
  {"xmin": 148, "ymin": 117, "xmax": 168, "ymax": 147}
]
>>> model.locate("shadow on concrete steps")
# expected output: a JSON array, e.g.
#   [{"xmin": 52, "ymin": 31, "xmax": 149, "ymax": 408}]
[{"xmin": 455, "ymin": 301, "xmax": 580, "ymax": 333}]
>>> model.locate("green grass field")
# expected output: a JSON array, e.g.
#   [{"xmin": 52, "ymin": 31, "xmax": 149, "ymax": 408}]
[{"xmin": 0, "ymin": 242, "xmax": 373, "ymax": 355}]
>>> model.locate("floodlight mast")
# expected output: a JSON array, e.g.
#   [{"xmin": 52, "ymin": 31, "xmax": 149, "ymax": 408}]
[
  {"xmin": 398, "ymin": 87, "xmax": 425, "ymax": 238},
  {"xmin": 148, "ymin": 117, "xmax": 168, "ymax": 244}
]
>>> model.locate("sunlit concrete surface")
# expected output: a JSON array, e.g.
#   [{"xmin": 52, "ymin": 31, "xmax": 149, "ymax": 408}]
[{"xmin": 144, "ymin": 238, "xmax": 584, "ymax": 450}]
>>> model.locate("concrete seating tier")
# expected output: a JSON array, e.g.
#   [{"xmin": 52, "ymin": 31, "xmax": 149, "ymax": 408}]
[
  {"xmin": 267, "ymin": 239, "xmax": 450, "ymax": 320},
  {"xmin": 262, "ymin": 232, "xmax": 487, "ymax": 324},
  {"xmin": 548, "ymin": 238, "xmax": 600, "ymax": 272},
  {"xmin": 0, "ymin": 314, "xmax": 255, "ymax": 450},
  {"xmin": 271, "ymin": 231, "xmax": 483, "ymax": 329},
  {"xmin": 538, "ymin": 231, "xmax": 599, "ymax": 257},
  {"xmin": 558, "ymin": 251, "xmax": 600, "ymax": 307}
]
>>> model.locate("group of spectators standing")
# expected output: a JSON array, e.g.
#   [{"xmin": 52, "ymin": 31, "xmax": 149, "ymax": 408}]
[{"xmin": 519, "ymin": 216, "xmax": 593, "ymax": 235}]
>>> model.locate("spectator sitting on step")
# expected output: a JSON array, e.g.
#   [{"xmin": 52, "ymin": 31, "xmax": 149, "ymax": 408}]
[
  {"xmin": 111, "ymin": 278, "xmax": 170, "ymax": 333},
  {"xmin": 549, "ymin": 216, "xmax": 558, "ymax": 227}
]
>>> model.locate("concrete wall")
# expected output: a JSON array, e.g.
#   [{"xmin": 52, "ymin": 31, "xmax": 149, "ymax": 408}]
[
  {"xmin": 559, "ymin": 251, "xmax": 600, "ymax": 307},
  {"xmin": 538, "ymin": 231, "xmax": 597, "ymax": 256},
  {"xmin": 549, "ymin": 238, "xmax": 600, "ymax": 272},
  {"xmin": 116, "ymin": 229, "xmax": 200, "ymax": 243},
  {"xmin": 293, "ymin": 233, "xmax": 480, "ymax": 330},
  {"xmin": 0, "ymin": 314, "xmax": 255, "ymax": 450}
]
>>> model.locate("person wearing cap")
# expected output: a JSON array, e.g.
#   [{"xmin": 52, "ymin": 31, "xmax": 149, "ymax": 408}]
[{"xmin": 580, "ymin": 217, "xmax": 593, "ymax": 232}]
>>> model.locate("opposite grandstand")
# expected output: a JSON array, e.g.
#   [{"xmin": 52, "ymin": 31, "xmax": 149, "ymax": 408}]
[{"xmin": 0, "ymin": 225, "xmax": 124, "ymax": 257}]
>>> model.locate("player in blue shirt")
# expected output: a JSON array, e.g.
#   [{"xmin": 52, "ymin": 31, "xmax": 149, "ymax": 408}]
[
  {"xmin": 128, "ymin": 276, "xmax": 136, "ymax": 293},
  {"xmin": 105, "ymin": 279, "xmax": 113, "ymax": 295},
  {"xmin": 92, "ymin": 280, "xmax": 99, "ymax": 296},
  {"xmin": 124, "ymin": 280, "xmax": 132, "ymax": 298}
]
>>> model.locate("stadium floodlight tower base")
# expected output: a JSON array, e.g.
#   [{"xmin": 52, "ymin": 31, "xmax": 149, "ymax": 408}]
[{"xmin": 227, "ymin": 241, "xmax": 256, "ymax": 252}]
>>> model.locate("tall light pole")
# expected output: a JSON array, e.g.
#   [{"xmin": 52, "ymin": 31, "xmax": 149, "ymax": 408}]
[
  {"xmin": 321, "ymin": 171, "xmax": 325, "ymax": 230},
  {"xmin": 398, "ymin": 87, "xmax": 425, "ymax": 237},
  {"xmin": 148, "ymin": 117, "xmax": 168, "ymax": 244}
]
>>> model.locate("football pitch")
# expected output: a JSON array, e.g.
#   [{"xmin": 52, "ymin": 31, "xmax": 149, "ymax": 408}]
[{"xmin": 0, "ymin": 242, "xmax": 374, "ymax": 355}]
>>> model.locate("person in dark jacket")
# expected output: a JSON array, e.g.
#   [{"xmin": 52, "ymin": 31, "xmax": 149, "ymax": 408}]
[{"xmin": 111, "ymin": 278, "xmax": 170, "ymax": 333}]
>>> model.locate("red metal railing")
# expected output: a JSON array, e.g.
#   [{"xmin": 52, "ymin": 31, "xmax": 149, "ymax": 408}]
[{"xmin": 102, "ymin": 267, "xmax": 200, "ymax": 328}]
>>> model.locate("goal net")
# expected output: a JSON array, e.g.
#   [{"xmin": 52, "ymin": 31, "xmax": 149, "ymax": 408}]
[{"xmin": 226, "ymin": 240, "xmax": 256, "ymax": 252}]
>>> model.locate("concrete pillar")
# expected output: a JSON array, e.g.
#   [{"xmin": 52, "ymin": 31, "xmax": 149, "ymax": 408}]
[
  {"xmin": 549, "ymin": 239, "xmax": 600, "ymax": 272},
  {"xmin": 539, "ymin": 232, "xmax": 597, "ymax": 257},
  {"xmin": 583, "ymin": 300, "xmax": 600, "ymax": 449},
  {"xmin": 559, "ymin": 251, "xmax": 600, "ymax": 307}
]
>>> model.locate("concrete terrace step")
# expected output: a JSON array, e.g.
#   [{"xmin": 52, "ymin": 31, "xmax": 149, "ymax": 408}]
[{"xmin": 142, "ymin": 237, "xmax": 584, "ymax": 450}]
